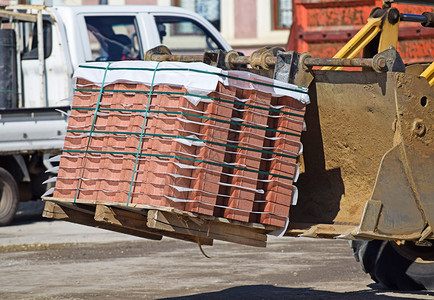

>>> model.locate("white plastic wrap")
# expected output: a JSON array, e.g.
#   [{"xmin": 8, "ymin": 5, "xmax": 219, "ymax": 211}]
[{"xmin": 73, "ymin": 61, "xmax": 310, "ymax": 105}]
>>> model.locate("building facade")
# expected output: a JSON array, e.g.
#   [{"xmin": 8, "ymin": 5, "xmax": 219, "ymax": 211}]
[{"xmin": 2, "ymin": 0, "xmax": 292, "ymax": 54}]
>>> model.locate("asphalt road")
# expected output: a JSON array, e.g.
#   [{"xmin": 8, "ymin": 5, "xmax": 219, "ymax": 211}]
[{"xmin": 1, "ymin": 200, "xmax": 433, "ymax": 300}]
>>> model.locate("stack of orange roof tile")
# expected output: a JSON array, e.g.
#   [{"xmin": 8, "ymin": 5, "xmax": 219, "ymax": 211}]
[{"xmin": 52, "ymin": 62, "xmax": 308, "ymax": 228}]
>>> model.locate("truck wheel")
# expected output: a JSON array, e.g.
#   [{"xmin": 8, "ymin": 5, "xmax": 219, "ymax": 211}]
[
  {"xmin": 0, "ymin": 167, "xmax": 19, "ymax": 226},
  {"xmin": 352, "ymin": 240, "xmax": 434, "ymax": 290}
]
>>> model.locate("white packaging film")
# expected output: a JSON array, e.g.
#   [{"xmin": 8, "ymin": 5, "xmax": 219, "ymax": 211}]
[{"xmin": 52, "ymin": 61, "xmax": 309, "ymax": 231}]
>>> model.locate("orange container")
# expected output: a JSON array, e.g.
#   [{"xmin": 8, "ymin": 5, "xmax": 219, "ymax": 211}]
[{"xmin": 287, "ymin": 0, "xmax": 434, "ymax": 63}]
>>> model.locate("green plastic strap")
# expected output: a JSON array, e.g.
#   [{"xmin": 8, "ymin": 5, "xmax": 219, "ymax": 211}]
[
  {"xmin": 77, "ymin": 64, "xmax": 308, "ymax": 95},
  {"xmin": 72, "ymin": 107, "xmax": 300, "ymax": 138},
  {"xmin": 64, "ymin": 149, "xmax": 294, "ymax": 181},
  {"xmin": 68, "ymin": 129, "xmax": 298, "ymax": 160},
  {"xmin": 75, "ymin": 88, "xmax": 305, "ymax": 118},
  {"xmin": 126, "ymin": 62, "xmax": 161, "ymax": 206},
  {"xmin": 149, "ymin": 110, "xmax": 300, "ymax": 137},
  {"xmin": 73, "ymin": 62, "xmax": 111, "ymax": 203}
]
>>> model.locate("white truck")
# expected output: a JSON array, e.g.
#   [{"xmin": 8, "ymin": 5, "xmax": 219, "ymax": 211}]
[{"xmin": 0, "ymin": 4, "xmax": 232, "ymax": 225}]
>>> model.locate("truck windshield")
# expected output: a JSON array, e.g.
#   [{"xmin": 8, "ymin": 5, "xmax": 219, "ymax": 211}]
[
  {"xmin": 154, "ymin": 16, "xmax": 223, "ymax": 55},
  {"xmin": 84, "ymin": 16, "xmax": 142, "ymax": 61}
]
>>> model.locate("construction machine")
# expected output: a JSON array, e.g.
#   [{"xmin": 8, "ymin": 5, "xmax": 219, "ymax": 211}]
[
  {"xmin": 120, "ymin": 0, "xmax": 434, "ymax": 290},
  {"xmin": 283, "ymin": 0, "xmax": 434, "ymax": 290},
  {"xmin": 41, "ymin": 0, "xmax": 434, "ymax": 291}
]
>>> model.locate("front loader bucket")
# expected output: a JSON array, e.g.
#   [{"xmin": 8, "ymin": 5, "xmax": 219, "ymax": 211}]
[{"xmin": 287, "ymin": 70, "xmax": 434, "ymax": 241}]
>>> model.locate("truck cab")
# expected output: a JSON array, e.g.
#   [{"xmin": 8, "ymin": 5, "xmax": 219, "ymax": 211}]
[
  {"xmin": 0, "ymin": 4, "xmax": 231, "ymax": 225},
  {"xmin": 14, "ymin": 5, "xmax": 231, "ymax": 108}
]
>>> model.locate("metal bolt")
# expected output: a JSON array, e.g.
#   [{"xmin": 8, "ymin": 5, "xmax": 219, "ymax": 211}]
[
  {"xmin": 412, "ymin": 119, "xmax": 426, "ymax": 137},
  {"xmin": 377, "ymin": 58, "xmax": 386, "ymax": 69}
]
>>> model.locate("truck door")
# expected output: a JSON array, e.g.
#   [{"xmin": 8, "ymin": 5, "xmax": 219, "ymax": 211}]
[
  {"xmin": 146, "ymin": 13, "xmax": 232, "ymax": 55},
  {"xmin": 154, "ymin": 16, "xmax": 219, "ymax": 55},
  {"xmin": 20, "ymin": 17, "xmax": 70, "ymax": 108},
  {"xmin": 78, "ymin": 14, "xmax": 144, "ymax": 62}
]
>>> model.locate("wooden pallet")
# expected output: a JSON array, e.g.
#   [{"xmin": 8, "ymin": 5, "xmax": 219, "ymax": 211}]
[{"xmin": 42, "ymin": 197, "xmax": 275, "ymax": 247}]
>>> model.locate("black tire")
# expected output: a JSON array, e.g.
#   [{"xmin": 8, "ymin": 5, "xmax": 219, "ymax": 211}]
[
  {"xmin": 0, "ymin": 167, "xmax": 19, "ymax": 226},
  {"xmin": 352, "ymin": 239, "xmax": 434, "ymax": 290}
]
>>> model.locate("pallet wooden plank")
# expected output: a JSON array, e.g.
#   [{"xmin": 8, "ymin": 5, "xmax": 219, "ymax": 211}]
[
  {"xmin": 148, "ymin": 210, "xmax": 267, "ymax": 241},
  {"xmin": 43, "ymin": 197, "xmax": 197, "ymax": 217},
  {"xmin": 43, "ymin": 201, "xmax": 162, "ymax": 240},
  {"xmin": 94, "ymin": 205, "xmax": 213, "ymax": 246},
  {"xmin": 43, "ymin": 197, "xmax": 274, "ymax": 230},
  {"xmin": 44, "ymin": 199, "xmax": 265, "ymax": 246},
  {"xmin": 42, "ymin": 201, "xmax": 69, "ymax": 219},
  {"xmin": 147, "ymin": 210, "xmax": 267, "ymax": 247},
  {"xmin": 211, "ymin": 216, "xmax": 277, "ymax": 231},
  {"xmin": 95, "ymin": 205, "xmax": 148, "ymax": 228},
  {"xmin": 149, "ymin": 217, "xmax": 266, "ymax": 247}
]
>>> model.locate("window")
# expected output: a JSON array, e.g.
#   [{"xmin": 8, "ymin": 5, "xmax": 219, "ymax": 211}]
[
  {"xmin": 173, "ymin": 0, "xmax": 221, "ymax": 31},
  {"xmin": 84, "ymin": 16, "xmax": 142, "ymax": 62},
  {"xmin": 154, "ymin": 16, "xmax": 223, "ymax": 55},
  {"xmin": 21, "ymin": 20, "xmax": 52, "ymax": 60},
  {"xmin": 273, "ymin": 0, "xmax": 292, "ymax": 29}
]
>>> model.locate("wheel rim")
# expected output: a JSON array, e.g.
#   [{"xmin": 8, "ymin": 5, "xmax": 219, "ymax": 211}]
[
  {"xmin": 0, "ymin": 179, "xmax": 13, "ymax": 218},
  {"xmin": 0, "ymin": 178, "xmax": 13, "ymax": 220}
]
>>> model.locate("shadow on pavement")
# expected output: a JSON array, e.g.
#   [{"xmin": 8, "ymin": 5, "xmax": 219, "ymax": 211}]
[
  {"xmin": 10, "ymin": 199, "xmax": 49, "ymax": 225},
  {"xmin": 161, "ymin": 284, "xmax": 434, "ymax": 300}
]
